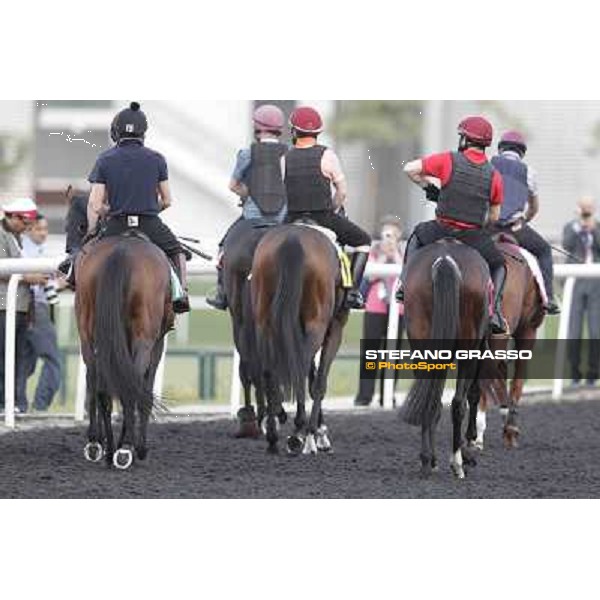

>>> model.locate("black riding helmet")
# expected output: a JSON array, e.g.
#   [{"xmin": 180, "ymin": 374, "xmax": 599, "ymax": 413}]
[{"xmin": 111, "ymin": 101, "xmax": 148, "ymax": 143}]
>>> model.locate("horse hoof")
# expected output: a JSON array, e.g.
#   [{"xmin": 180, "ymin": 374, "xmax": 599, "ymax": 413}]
[
  {"xmin": 266, "ymin": 444, "xmax": 279, "ymax": 455},
  {"xmin": 235, "ymin": 420, "xmax": 261, "ymax": 439},
  {"xmin": 302, "ymin": 433, "xmax": 318, "ymax": 455},
  {"xmin": 136, "ymin": 447, "xmax": 148, "ymax": 461},
  {"xmin": 420, "ymin": 463, "xmax": 433, "ymax": 479},
  {"xmin": 287, "ymin": 434, "xmax": 304, "ymax": 456},
  {"xmin": 315, "ymin": 425, "xmax": 333, "ymax": 453},
  {"xmin": 83, "ymin": 441, "xmax": 104, "ymax": 463},
  {"xmin": 451, "ymin": 463, "xmax": 466, "ymax": 479},
  {"xmin": 113, "ymin": 448, "xmax": 134, "ymax": 470}
]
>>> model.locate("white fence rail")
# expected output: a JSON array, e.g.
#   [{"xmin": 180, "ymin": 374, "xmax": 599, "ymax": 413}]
[{"xmin": 1, "ymin": 257, "xmax": 598, "ymax": 428}]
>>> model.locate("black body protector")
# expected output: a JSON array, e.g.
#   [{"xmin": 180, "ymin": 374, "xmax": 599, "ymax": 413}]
[
  {"xmin": 436, "ymin": 152, "xmax": 494, "ymax": 227},
  {"xmin": 284, "ymin": 145, "xmax": 332, "ymax": 213},
  {"xmin": 248, "ymin": 142, "xmax": 287, "ymax": 214}
]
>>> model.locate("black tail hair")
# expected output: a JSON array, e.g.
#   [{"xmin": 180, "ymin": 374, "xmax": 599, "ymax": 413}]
[
  {"xmin": 94, "ymin": 244, "xmax": 149, "ymax": 412},
  {"xmin": 258, "ymin": 235, "xmax": 310, "ymax": 401},
  {"xmin": 403, "ymin": 256, "xmax": 461, "ymax": 426}
]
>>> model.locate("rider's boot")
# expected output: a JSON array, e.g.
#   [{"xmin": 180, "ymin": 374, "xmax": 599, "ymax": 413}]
[
  {"xmin": 172, "ymin": 253, "xmax": 191, "ymax": 314},
  {"xmin": 539, "ymin": 249, "xmax": 560, "ymax": 314},
  {"xmin": 206, "ymin": 251, "xmax": 228, "ymax": 310},
  {"xmin": 491, "ymin": 264, "xmax": 508, "ymax": 335},
  {"xmin": 344, "ymin": 250, "xmax": 369, "ymax": 310},
  {"xmin": 395, "ymin": 233, "xmax": 421, "ymax": 302},
  {"xmin": 58, "ymin": 252, "xmax": 77, "ymax": 289}
]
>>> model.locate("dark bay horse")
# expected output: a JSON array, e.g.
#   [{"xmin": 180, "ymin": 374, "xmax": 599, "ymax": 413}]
[
  {"xmin": 251, "ymin": 224, "xmax": 349, "ymax": 455},
  {"xmin": 468, "ymin": 239, "xmax": 545, "ymax": 449},
  {"xmin": 75, "ymin": 233, "xmax": 173, "ymax": 469},
  {"xmin": 402, "ymin": 239, "xmax": 490, "ymax": 479},
  {"xmin": 221, "ymin": 219, "xmax": 287, "ymax": 438}
]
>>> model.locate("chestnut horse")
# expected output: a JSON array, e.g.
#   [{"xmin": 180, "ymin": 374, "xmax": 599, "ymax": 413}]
[
  {"xmin": 402, "ymin": 239, "xmax": 490, "ymax": 479},
  {"xmin": 250, "ymin": 224, "xmax": 349, "ymax": 455},
  {"xmin": 75, "ymin": 233, "xmax": 173, "ymax": 469},
  {"xmin": 467, "ymin": 239, "xmax": 545, "ymax": 450}
]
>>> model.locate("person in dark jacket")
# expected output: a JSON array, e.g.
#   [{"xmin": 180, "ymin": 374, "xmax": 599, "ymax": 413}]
[
  {"xmin": 397, "ymin": 116, "xmax": 507, "ymax": 334},
  {"xmin": 284, "ymin": 106, "xmax": 372, "ymax": 310},
  {"xmin": 563, "ymin": 196, "xmax": 600, "ymax": 385},
  {"xmin": 491, "ymin": 131, "xmax": 559, "ymax": 314},
  {"xmin": 207, "ymin": 104, "xmax": 288, "ymax": 310}
]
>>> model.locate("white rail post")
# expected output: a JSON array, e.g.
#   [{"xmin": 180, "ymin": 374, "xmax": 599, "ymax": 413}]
[
  {"xmin": 382, "ymin": 277, "xmax": 401, "ymax": 408},
  {"xmin": 74, "ymin": 352, "xmax": 87, "ymax": 422},
  {"xmin": 552, "ymin": 276, "xmax": 576, "ymax": 400},
  {"xmin": 229, "ymin": 349, "xmax": 241, "ymax": 417},
  {"xmin": 153, "ymin": 336, "xmax": 168, "ymax": 399},
  {"xmin": 4, "ymin": 274, "xmax": 22, "ymax": 428}
]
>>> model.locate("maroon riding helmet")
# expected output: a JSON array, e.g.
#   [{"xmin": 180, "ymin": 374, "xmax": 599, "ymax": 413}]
[
  {"xmin": 253, "ymin": 104, "xmax": 285, "ymax": 134},
  {"xmin": 498, "ymin": 130, "xmax": 527, "ymax": 153},
  {"xmin": 458, "ymin": 116, "xmax": 493, "ymax": 147},
  {"xmin": 290, "ymin": 106, "xmax": 324, "ymax": 134}
]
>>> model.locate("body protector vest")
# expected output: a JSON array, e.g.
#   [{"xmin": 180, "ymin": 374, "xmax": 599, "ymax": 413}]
[
  {"xmin": 491, "ymin": 154, "xmax": 529, "ymax": 224},
  {"xmin": 436, "ymin": 151, "xmax": 494, "ymax": 227},
  {"xmin": 284, "ymin": 145, "xmax": 332, "ymax": 213},
  {"xmin": 248, "ymin": 142, "xmax": 287, "ymax": 214}
]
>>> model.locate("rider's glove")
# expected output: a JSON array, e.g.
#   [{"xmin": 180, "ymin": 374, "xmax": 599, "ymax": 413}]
[{"xmin": 424, "ymin": 184, "xmax": 440, "ymax": 203}]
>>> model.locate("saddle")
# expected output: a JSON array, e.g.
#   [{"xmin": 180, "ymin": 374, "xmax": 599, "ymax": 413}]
[{"xmin": 292, "ymin": 220, "xmax": 353, "ymax": 288}]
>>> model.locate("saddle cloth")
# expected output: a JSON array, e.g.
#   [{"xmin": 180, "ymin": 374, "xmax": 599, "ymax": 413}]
[
  {"xmin": 504, "ymin": 243, "xmax": 548, "ymax": 306},
  {"xmin": 294, "ymin": 222, "xmax": 353, "ymax": 288}
]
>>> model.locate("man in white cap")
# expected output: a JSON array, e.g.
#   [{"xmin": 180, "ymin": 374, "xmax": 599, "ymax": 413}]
[{"xmin": 0, "ymin": 198, "xmax": 47, "ymax": 413}]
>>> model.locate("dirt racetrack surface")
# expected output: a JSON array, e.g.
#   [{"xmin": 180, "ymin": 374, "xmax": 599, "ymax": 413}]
[{"xmin": 1, "ymin": 400, "xmax": 600, "ymax": 498}]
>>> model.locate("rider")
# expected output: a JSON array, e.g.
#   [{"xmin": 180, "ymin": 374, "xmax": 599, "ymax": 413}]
[
  {"xmin": 491, "ymin": 131, "xmax": 560, "ymax": 315},
  {"xmin": 207, "ymin": 104, "xmax": 288, "ymax": 310},
  {"xmin": 284, "ymin": 105, "xmax": 372, "ymax": 310},
  {"xmin": 397, "ymin": 116, "xmax": 508, "ymax": 334},
  {"xmin": 86, "ymin": 101, "xmax": 190, "ymax": 313}
]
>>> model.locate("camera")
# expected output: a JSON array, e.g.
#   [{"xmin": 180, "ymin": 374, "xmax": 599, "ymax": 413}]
[{"xmin": 44, "ymin": 281, "xmax": 59, "ymax": 305}]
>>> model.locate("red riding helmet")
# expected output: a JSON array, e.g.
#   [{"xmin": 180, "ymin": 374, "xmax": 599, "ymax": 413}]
[
  {"xmin": 499, "ymin": 130, "xmax": 527, "ymax": 152},
  {"xmin": 253, "ymin": 104, "xmax": 285, "ymax": 134},
  {"xmin": 457, "ymin": 116, "xmax": 493, "ymax": 147},
  {"xmin": 290, "ymin": 106, "xmax": 323, "ymax": 134}
]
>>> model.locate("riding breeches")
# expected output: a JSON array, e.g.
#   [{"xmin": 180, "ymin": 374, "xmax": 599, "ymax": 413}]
[
  {"xmin": 413, "ymin": 220, "xmax": 504, "ymax": 272},
  {"xmin": 511, "ymin": 223, "xmax": 554, "ymax": 297},
  {"xmin": 102, "ymin": 214, "xmax": 183, "ymax": 258},
  {"xmin": 286, "ymin": 210, "xmax": 372, "ymax": 248}
]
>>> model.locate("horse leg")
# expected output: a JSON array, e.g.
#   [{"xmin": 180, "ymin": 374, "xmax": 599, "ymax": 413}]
[
  {"xmin": 83, "ymin": 361, "xmax": 104, "ymax": 463},
  {"xmin": 504, "ymin": 331, "xmax": 534, "ymax": 449},
  {"xmin": 98, "ymin": 392, "xmax": 114, "ymax": 465},
  {"xmin": 136, "ymin": 338, "xmax": 164, "ymax": 460},
  {"xmin": 263, "ymin": 371, "xmax": 280, "ymax": 454},
  {"xmin": 236, "ymin": 359, "xmax": 260, "ymax": 439},
  {"xmin": 309, "ymin": 320, "xmax": 345, "ymax": 454},
  {"xmin": 466, "ymin": 379, "xmax": 484, "ymax": 449},
  {"xmin": 450, "ymin": 361, "xmax": 478, "ymax": 479}
]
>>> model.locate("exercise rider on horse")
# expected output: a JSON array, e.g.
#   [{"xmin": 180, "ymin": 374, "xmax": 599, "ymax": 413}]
[
  {"xmin": 491, "ymin": 131, "xmax": 560, "ymax": 315},
  {"xmin": 284, "ymin": 106, "xmax": 372, "ymax": 309},
  {"xmin": 397, "ymin": 116, "xmax": 508, "ymax": 334},
  {"xmin": 85, "ymin": 101, "xmax": 190, "ymax": 314},
  {"xmin": 207, "ymin": 104, "xmax": 288, "ymax": 310}
]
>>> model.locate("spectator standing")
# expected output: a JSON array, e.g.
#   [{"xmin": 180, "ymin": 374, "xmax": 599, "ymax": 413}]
[
  {"xmin": 22, "ymin": 214, "xmax": 62, "ymax": 411},
  {"xmin": 563, "ymin": 196, "xmax": 600, "ymax": 386},
  {"xmin": 354, "ymin": 216, "xmax": 404, "ymax": 407},
  {"xmin": 0, "ymin": 198, "xmax": 44, "ymax": 413}
]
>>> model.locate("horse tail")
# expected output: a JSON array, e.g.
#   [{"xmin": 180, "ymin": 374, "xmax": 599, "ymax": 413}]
[
  {"xmin": 259, "ymin": 234, "xmax": 308, "ymax": 401},
  {"xmin": 403, "ymin": 255, "xmax": 461, "ymax": 427},
  {"xmin": 94, "ymin": 244, "xmax": 148, "ymax": 411}
]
